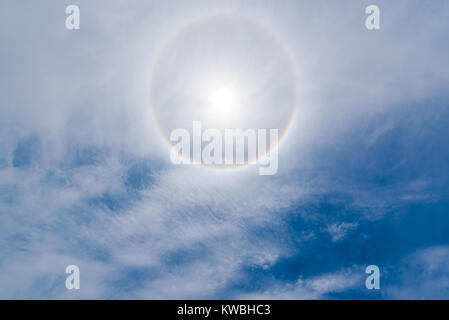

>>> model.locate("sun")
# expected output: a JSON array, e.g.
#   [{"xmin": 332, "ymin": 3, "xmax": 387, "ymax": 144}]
[{"xmin": 209, "ymin": 86, "xmax": 237, "ymax": 120}]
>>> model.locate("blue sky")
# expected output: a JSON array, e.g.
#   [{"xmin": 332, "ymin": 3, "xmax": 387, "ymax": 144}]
[{"xmin": 0, "ymin": 1, "xmax": 449, "ymax": 299}]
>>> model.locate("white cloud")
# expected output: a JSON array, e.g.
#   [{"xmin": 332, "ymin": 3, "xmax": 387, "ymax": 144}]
[
  {"xmin": 323, "ymin": 222, "xmax": 359, "ymax": 242},
  {"xmin": 386, "ymin": 246, "xmax": 449, "ymax": 299},
  {"xmin": 238, "ymin": 267, "xmax": 364, "ymax": 299},
  {"xmin": 0, "ymin": 0, "xmax": 448, "ymax": 299}
]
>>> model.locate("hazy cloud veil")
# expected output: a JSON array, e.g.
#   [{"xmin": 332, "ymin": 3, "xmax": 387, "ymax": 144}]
[{"xmin": 0, "ymin": 0, "xmax": 448, "ymax": 299}]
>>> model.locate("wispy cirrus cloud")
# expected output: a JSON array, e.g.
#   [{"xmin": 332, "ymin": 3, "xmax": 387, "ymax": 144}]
[{"xmin": 0, "ymin": 0, "xmax": 448, "ymax": 299}]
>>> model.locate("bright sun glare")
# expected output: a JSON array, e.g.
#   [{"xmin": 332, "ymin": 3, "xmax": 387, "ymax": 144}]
[{"xmin": 209, "ymin": 86, "xmax": 237, "ymax": 120}]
